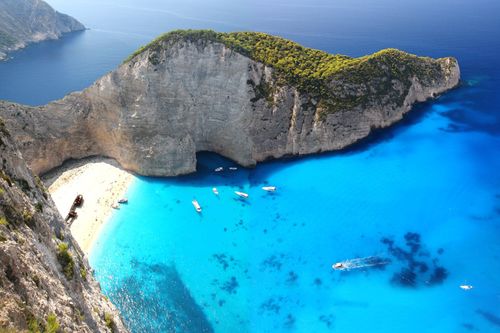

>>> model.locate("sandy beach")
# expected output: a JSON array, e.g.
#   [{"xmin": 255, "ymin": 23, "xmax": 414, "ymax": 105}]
[{"xmin": 45, "ymin": 157, "xmax": 134, "ymax": 256}]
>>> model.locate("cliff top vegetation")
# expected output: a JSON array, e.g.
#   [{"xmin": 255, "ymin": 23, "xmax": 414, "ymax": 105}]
[{"xmin": 125, "ymin": 30, "xmax": 455, "ymax": 115}]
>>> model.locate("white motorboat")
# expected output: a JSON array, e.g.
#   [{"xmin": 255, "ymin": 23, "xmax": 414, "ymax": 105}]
[
  {"xmin": 111, "ymin": 203, "xmax": 120, "ymax": 210},
  {"xmin": 459, "ymin": 284, "xmax": 473, "ymax": 290},
  {"xmin": 214, "ymin": 167, "xmax": 224, "ymax": 172},
  {"xmin": 332, "ymin": 256, "xmax": 390, "ymax": 271},
  {"xmin": 234, "ymin": 191, "xmax": 249, "ymax": 199},
  {"xmin": 229, "ymin": 167, "xmax": 238, "ymax": 171},
  {"xmin": 192, "ymin": 200, "xmax": 202, "ymax": 213},
  {"xmin": 118, "ymin": 198, "xmax": 128, "ymax": 204},
  {"xmin": 262, "ymin": 186, "xmax": 277, "ymax": 192},
  {"xmin": 212, "ymin": 187, "xmax": 219, "ymax": 195}
]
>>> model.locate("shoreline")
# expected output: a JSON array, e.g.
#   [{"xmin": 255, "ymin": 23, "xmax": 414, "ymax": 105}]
[{"xmin": 44, "ymin": 157, "xmax": 134, "ymax": 256}]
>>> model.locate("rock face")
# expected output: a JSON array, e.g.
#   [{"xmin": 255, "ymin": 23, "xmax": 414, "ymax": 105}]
[
  {"xmin": 0, "ymin": 0, "xmax": 85, "ymax": 60},
  {"xmin": 0, "ymin": 121, "xmax": 127, "ymax": 331},
  {"xmin": 0, "ymin": 31, "xmax": 460, "ymax": 176}
]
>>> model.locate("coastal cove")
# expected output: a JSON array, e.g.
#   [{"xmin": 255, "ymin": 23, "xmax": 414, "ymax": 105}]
[
  {"xmin": 44, "ymin": 157, "xmax": 134, "ymax": 255},
  {"xmin": 86, "ymin": 89, "xmax": 500, "ymax": 332},
  {"xmin": 0, "ymin": 0, "xmax": 499, "ymax": 332}
]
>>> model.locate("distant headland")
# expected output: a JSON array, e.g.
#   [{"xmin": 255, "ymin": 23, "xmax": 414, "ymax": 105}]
[{"xmin": 0, "ymin": 0, "xmax": 85, "ymax": 61}]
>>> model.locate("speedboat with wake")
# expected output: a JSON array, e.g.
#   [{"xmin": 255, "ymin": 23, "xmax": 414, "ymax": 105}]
[
  {"xmin": 212, "ymin": 187, "xmax": 219, "ymax": 196},
  {"xmin": 192, "ymin": 200, "xmax": 202, "ymax": 213},
  {"xmin": 234, "ymin": 191, "xmax": 249, "ymax": 199},
  {"xmin": 332, "ymin": 256, "xmax": 390, "ymax": 271}
]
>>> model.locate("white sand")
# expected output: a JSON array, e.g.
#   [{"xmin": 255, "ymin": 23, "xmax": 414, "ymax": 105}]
[{"xmin": 46, "ymin": 158, "xmax": 134, "ymax": 255}]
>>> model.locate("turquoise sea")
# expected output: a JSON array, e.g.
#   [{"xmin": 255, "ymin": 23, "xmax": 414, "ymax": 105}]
[{"xmin": 1, "ymin": 0, "xmax": 499, "ymax": 332}]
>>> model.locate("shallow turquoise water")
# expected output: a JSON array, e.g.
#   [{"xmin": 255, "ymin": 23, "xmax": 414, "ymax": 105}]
[
  {"xmin": 0, "ymin": 0, "xmax": 498, "ymax": 331},
  {"xmin": 90, "ymin": 87, "xmax": 500, "ymax": 332}
]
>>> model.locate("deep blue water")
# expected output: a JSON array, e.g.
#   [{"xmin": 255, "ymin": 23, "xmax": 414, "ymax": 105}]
[{"xmin": 1, "ymin": 0, "xmax": 499, "ymax": 332}]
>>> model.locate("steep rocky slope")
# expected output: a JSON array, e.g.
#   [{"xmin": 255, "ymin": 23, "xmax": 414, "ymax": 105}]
[
  {"xmin": 0, "ymin": 30, "xmax": 460, "ymax": 176},
  {"xmin": 0, "ymin": 120, "xmax": 127, "ymax": 332},
  {"xmin": 0, "ymin": 0, "xmax": 85, "ymax": 60}
]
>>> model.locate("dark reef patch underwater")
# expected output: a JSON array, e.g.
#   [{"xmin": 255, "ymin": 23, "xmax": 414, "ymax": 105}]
[{"xmin": 381, "ymin": 232, "xmax": 448, "ymax": 287}]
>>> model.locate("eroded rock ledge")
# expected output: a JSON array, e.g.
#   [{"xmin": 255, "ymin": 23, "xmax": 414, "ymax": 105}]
[
  {"xmin": 0, "ymin": 120, "xmax": 127, "ymax": 332},
  {"xmin": 0, "ymin": 30, "xmax": 460, "ymax": 176}
]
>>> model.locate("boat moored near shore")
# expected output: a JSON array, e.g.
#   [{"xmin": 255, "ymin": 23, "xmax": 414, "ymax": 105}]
[
  {"xmin": 262, "ymin": 186, "xmax": 276, "ymax": 192},
  {"xmin": 192, "ymin": 199, "xmax": 202, "ymax": 213},
  {"xmin": 234, "ymin": 191, "xmax": 249, "ymax": 199}
]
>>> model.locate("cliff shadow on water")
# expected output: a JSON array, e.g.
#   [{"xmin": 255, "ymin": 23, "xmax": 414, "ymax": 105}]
[
  {"xmin": 106, "ymin": 260, "xmax": 214, "ymax": 333},
  {"xmin": 137, "ymin": 151, "xmax": 252, "ymax": 188}
]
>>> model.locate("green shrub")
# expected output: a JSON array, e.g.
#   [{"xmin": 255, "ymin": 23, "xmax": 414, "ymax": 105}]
[
  {"xmin": 44, "ymin": 314, "xmax": 59, "ymax": 333},
  {"xmin": 80, "ymin": 267, "xmax": 87, "ymax": 280},
  {"xmin": 0, "ymin": 216, "xmax": 7, "ymax": 226},
  {"xmin": 124, "ymin": 30, "xmax": 451, "ymax": 117},
  {"xmin": 27, "ymin": 316, "xmax": 41, "ymax": 333},
  {"xmin": 0, "ymin": 170, "xmax": 12, "ymax": 187},
  {"xmin": 56, "ymin": 243, "xmax": 74, "ymax": 280},
  {"xmin": 0, "ymin": 328, "xmax": 19, "ymax": 333},
  {"xmin": 104, "ymin": 312, "xmax": 115, "ymax": 332},
  {"xmin": 32, "ymin": 274, "xmax": 40, "ymax": 287},
  {"xmin": 22, "ymin": 209, "xmax": 34, "ymax": 225}
]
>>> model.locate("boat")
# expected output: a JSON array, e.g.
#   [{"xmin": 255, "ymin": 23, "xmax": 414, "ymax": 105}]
[
  {"xmin": 229, "ymin": 167, "xmax": 238, "ymax": 171},
  {"xmin": 262, "ymin": 186, "xmax": 277, "ymax": 192},
  {"xmin": 234, "ymin": 191, "xmax": 249, "ymax": 199},
  {"xmin": 214, "ymin": 167, "xmax": 224, "ymax": 172},
  {"xmin": 460, "ymin": 284, "xmax": 473, "ymax": 290},
  {"xmin": 118, "ymin": 198, "xmax": 128, "ymax": 204},
  {"xmin": 73, "ymin": 194, "xmax": 84, "ymax": 207},
  {"xmin": 332, "ymin": 256, "xmax": 390, "ymax": 271},
  {"xmin": 111, "ymin": 203, "xmax": 120, "ymax": 209},
  {"xmin": 192, "ymin": 199, "xmax": 202, "ymax": 213},
  {"xmin": 212, "ymin": 187, "xmax": 219, "ymax": 195},
  {"xmin": 66, "ymin": 210, "xmax": 78, "ymax": 221}
]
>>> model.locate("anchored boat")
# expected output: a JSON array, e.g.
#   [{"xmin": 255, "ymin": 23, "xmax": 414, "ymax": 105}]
[
  {"xmin": 262, "ymin": 186, "xmax": 276, "ymax": 192},
  {"xmin": 73, "ymin": 194, "xmax": 84, "ymax": 207},
  {"xmin": 460, "ymin": 284, "xmax": 473, "ymax": 290},
  {"xmin": 192, "ymin": 199, "xmax": 202, "ymax": 213},
  {"xmin": 212, "ymin": 187, "xmax": 219, "ymax": 195},
  {"xmin": 234, "ymin": 191, "xmax": 249, "ymax": 199},
  {"xmin": 214, "ymin": 167, "xmax": 224, "ymax": 172}
]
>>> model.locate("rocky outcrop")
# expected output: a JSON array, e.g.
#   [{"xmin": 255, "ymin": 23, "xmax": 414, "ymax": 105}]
[
  {"xmin": 0, "ymin": 31, "xmax": 460, "ymax": 176},
  {"xmin": 0, "ymin": 120, "xmax": 127, "ymax": 331},
  {"xmin": 0, "ymin": 0, "xmax": 85, "ymax": 60}
]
